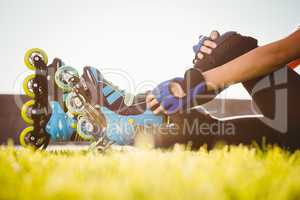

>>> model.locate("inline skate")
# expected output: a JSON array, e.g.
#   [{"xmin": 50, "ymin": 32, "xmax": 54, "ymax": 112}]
[{"xmin": 19, "ymin": 48, "xmax": 169, "ymax": 151}]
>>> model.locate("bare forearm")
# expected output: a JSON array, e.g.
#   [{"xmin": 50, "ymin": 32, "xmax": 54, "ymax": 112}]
[{"xmin": 203, "ymin": 30, "xmax": 300, "ymax": 90}]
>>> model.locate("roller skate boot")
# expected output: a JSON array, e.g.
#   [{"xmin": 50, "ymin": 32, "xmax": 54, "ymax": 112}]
[
  {"xmin": 55, "ymin": 66, "xmax": 148, "ymax": 115},
  {"xmin": 55, "ymin": 66, "xmax": 168, "ymax": 149}
]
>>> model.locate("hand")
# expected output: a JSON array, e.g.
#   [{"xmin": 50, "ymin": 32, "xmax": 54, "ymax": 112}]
[
  {"xmin": 193, "ymin": 30, "xmax": 220, "ymax": 64},
  {"xmin": 146, "ymin": 81, "xmax": 186, "ymax": 115},
  {"xmin": 147, "ymin": 72, "xmax": 206, "ymax": 115},
  {"xmin": 146, "ymin": 94, "xmax": 165, "ymax": 115},
  {"xmin": 146, "ymin": 31, "xmax": 221, "ymax": 115}
]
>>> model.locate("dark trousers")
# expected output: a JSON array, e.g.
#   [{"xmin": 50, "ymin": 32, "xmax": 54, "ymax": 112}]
[{"xmin": 154, "ymin": 66, "xmax": 300, "ymax": 150}]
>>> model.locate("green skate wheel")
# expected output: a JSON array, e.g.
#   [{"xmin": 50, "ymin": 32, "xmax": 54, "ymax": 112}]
[
  {"xmin": 77, "ymin": 116, "xmax": 98, "ymax": 141},
  {"xmin": 55, "ymin": 66, "xmax": 79, "ymax": 92},
  {"xmin": 65, "ymin": 92, "xmax": 86, "ymax": 114},
  {"xmin": 24, "ymin": 48, "xmax": 48, "ymax": 70},
  {"xmin": 21, "ymin": 100, "xmax": 35, "ymax": 125},
  {"xmin": 23, "ymin": 74, "xmax": 35, "ymax": 98}
]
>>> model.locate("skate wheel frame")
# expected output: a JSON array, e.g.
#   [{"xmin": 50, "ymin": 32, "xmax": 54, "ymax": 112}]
[
  {"xmin": 21, "ymin": 100, "xmax": 35, "ymax": 125},
  {"xmin": 55, "ymin": 66, "xmax": 79, "ymax": 92},
  {"xmin": 19, "ymin": 126, "xmax": 34, "ymax": 148},
  {"xmin": 23, "ymin": 74, "xmax": 36, "ymax": 98},
  {"xmin": 24, "ymin": 48, "xmax": 48, "ymax": 70}
]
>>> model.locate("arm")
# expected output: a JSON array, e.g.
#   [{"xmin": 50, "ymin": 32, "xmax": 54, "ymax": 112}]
[
  {"xmin": 203, "ymin": 30, "xmax": 300, "ymax": 90},
  {"xmin": 147, "ymin": 30, "xmax": 300, "ymax": 115}
]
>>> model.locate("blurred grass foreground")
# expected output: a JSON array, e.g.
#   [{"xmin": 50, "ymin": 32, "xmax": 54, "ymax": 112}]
[{"xmin": 1, "ymin": 145, "xmax": 300, "ymax": 200}]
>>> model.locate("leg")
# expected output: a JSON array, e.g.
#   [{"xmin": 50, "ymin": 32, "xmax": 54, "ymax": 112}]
[
  {"xmin": 153, "ymin": 108, "xmax": 293, "ymax": 150},
  {"xmin": 242, "ymin": 65, "xmax": 300, "ymax": 149}
]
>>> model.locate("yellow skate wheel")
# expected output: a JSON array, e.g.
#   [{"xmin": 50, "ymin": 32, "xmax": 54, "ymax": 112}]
[
  {"xmin": 21, "ymin": 100, "xmax": 35, "ymax": 125},
  {"xmin": 23, "ymin": 74, "xmax": 36, "ymax": 98},
  {"xmin": 24, "ymin": 48, "xmax": 48, "ymax": 70},
  {"xmin": 19, "ymin": 126, "xmax": 34, "ymax": 148},
  {"xmin": 19, "ymin": 126, "xmax": 49, "ymax": 149}
]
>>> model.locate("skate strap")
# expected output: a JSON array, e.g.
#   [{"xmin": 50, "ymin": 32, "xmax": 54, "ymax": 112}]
[{"xmin": 102, "ymin": 85, "xmax": 122, "ymax": 104}]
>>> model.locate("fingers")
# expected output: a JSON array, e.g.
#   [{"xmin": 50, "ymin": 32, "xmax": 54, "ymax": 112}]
[
  {"xmin": 146, "ymin": 94, "xmax": 158, "ymax": 110},
  {"xmin": 200, "ymin": 45, "xmax": 213, "ymax": 54},
  {"xmin": 195, "ymin": 44, "xmax": 214, "ymax": 60},
  {"xmin": 196, "ymin": 52, "xmax": 204, "ymax": 60},
  {"xmin": 148, "ymin": 97, "xmax": 159, "ymax": 108},
  {"xmin": 146, "ymin": 94, "xmax": 155, "ymax": 104},
  {"xmin": 153, "ymin": 105, "xmax": 166, "ymax": 115},
  {"xmin": 203, "ymin": 40, "xmax": 217, "ymax": 49},
  {"xmin": 146, "ymin": 94, "xmax": 167, "ymax": 115},
  {"xmin": 194, "ymin": 31, "xmax": 219, "ymax": 61},
  {"xmin": 146, "ymin": 94, "xmax": 180, "ymax": 115}
]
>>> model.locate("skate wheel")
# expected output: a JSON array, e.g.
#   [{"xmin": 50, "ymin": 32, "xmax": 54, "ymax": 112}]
[
  {"xmin": 19, "ymin": 126, "xmax": 34, "ymax": 148},
  {"xmin": 21, "ymin": 100, "xmax": 35, "ymax": 124},
  {"xmin": 19, "ymin": 126, "xmax": 49, "ymax": 149},
  {"xmin": 24, "ymin": 48, "xmax": 48, "ymax": 70},
  {"xmin": 55, "ymin": 66, "xmax": 79, "ymax": 91},
  {"xmin": 65, "ymin": 92, "xmax": 86, "ymax": 114},
  {"xmin": 77, "ymin": 116, "xmax": 103, "ymax": 141},
  {"xmin": 23, "ymin": 74, "xmax": 36, "ymax": 98}
]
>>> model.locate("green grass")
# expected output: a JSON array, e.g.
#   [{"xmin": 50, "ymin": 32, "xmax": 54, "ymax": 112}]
[{"xmin": 1, "ymin": 145, "xmax": 300, "ymax": 200}]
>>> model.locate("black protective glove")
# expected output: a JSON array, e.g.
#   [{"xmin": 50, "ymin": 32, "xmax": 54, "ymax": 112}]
[{"xmin": 184, "ymin": 31, "xmax": 258, "ymax": 106}]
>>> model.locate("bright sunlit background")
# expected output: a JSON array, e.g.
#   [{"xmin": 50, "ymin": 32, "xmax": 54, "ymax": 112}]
[{"xmin": 0, "ymin": 0, "xmax": 299, "ymax": 99}]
